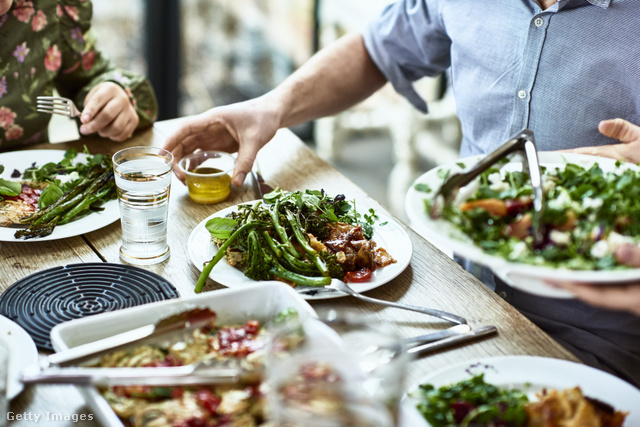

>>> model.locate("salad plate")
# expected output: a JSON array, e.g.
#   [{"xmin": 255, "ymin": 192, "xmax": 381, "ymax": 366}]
[
  {"xmin": 405, "ymin": 152, "xmax": 640, "ymax": 298},
  {"xmin": 0, "ymin": 315, "xmax": 38, "ymax": 399},
  {"xmin": 188, "ymin": 200, "xmax": 413, "ymax": 300},
  {"xmin": 400, "ymin": 355, "xmax": 640, "ymax": 426},
  {"xmin": 0, "ymin": 150, "xmax": 119, "ymax": 242}
]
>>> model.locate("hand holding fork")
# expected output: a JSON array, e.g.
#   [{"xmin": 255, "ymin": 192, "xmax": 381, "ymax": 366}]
[{"xmin": 37, "ymin": 82, "xmax": 139, "ymax": 141}]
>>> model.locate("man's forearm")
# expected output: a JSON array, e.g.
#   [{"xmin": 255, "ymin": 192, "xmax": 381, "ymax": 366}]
[{"xmin": 266, "ymin": 32, "xmax": 388, "ymax": 129}]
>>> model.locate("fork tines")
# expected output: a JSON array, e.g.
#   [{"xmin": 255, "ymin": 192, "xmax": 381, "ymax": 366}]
[{"xmin": 36, "ymin": 96, "xmax": 76, "ymax": 117}]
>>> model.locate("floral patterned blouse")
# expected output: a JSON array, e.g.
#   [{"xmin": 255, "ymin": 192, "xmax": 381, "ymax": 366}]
[{"xmin": 0, "ymin": 0, "xmax": 158, "ymax": 149}]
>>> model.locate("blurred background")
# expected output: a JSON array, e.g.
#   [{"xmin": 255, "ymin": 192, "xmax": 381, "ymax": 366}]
[{"xmin": 91, "ymin": 0, "xmax": 462, "ymax": 219}]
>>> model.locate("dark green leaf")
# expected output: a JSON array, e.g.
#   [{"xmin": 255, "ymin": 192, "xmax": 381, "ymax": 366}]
[{"xmin": 38, "ymin": 183, "xmax": 64, "ymax": 209}]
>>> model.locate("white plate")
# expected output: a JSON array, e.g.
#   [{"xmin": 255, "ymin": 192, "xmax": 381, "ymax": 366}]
[
  {"xmin": 0, "ymin": 315, "xmax": 38, "ymax": 399},
  {"xmin": 50, "ymin": 281, "xmax": 317, "ymax": 427},
  {"xmin": 188, "ymin": 201, "xmax": 413, "ymax": 300},
  {"xmin": 405, "ymin": 152, "xmax": 640, "ymax": 298},
  {"xmin": 401, "ymin": 355, "xmax": 640, "ymax": 426},
  {"xmin": 0, "ymin": 150, "xmax": 119, "ymax": 242}
]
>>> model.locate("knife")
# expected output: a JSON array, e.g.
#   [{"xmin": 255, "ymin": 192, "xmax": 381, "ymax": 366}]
[
  {"xmin": 404, "ymin": 324, "xmax": 471, "ymax": 346},
  {"xmin": 407, "ymin": 325, "xmax": 498, "ymax": 357},
  {"xmin": 251, "ymin": 162, "xmax": 275, "ymax": 199}
]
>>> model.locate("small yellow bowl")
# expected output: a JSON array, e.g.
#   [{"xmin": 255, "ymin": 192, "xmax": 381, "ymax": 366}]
[{"xmin": 178, "ymin": 151, "xmax": 236, "ymax": 204}]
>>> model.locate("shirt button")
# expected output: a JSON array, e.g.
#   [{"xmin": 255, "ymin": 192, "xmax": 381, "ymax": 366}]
[
  {"xmin": 498, "ymin": 291, "xmax": 508, "ymax": 299},
  {"xmin": 518, "ymin": 90, "xmax": 527, "ymax": 99},
  {"xmin": 534, "ymin": 17, "xmax": 544, "ymax": 27}
]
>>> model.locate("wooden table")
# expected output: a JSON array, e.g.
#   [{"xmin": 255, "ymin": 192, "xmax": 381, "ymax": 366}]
[{"xmin": 4, "ymin": 119, "xmax": 577, "ymax": 425}]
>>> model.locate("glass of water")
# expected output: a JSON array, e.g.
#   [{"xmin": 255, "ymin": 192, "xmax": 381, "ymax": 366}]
[
  {"xmin": 112, "ymin": 146, "xmax": 173, "ymax": 265},
  {"xmin": 265, "ymin": 309, "xmax": 408, "ymax": 427}
]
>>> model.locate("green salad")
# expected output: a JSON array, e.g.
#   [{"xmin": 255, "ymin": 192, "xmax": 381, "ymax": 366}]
[
  {"xmin": 195, "ymin": 189, "xmax": 394, "ymax": 293},
  {"xmin": 421, "ymin": 158, "xmax": 640, "ymax": 270},
  {"xmin": 412, "ymin": 373, "xmax": 529, "ymax": 427}
]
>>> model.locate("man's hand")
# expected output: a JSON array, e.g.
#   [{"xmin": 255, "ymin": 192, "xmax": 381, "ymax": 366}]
[
  {"xmin": 80, "ymin": 82, "xmax": 139, "ymax": 141},
  {"xmin": 163, "ymin": 97, "xmax": 280, "ymax": 186},
  {"xmin": 564, "ymin": 118, "xmax": 640, "ymax": 163},
  {"xmin": 552, "ymin": 244, "xmax": 640, "ymax": 316}
]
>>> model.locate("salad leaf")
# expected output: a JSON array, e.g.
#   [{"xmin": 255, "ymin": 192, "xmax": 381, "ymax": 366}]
[
  {"xmin": 38, "ymin": 183, "xmax": 64, "ymax": 209},
  {"xmin": 0, "ymin": 178, "xmax": 22, "ymax": 197},
  {"xmin": 205, "ymin": 217, "xmax": 239, "ymax": 239}
]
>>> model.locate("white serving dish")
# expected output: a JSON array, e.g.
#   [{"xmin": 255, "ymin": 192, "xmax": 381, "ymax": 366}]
[
  {"xmin": 405, "ymin": 152, "xmax": 640, "ymax": 298},
  {"xmin": 49, "ymin": 281, "xmax": 316, "ymax": 427}
]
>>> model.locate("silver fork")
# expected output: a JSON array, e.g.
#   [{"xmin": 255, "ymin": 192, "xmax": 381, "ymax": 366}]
[
  {"xmin": 37, "ymin": 96, "xmax": 82, "ymax": 118},
  {"xmin": 297, "ymin": 279, "xmax": 467, "ymax": 325}
]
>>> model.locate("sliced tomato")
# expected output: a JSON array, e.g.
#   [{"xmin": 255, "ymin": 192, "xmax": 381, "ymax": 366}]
[{"xmin": 344, "ymin": 267, "xmax": 373, "ymax": 283}]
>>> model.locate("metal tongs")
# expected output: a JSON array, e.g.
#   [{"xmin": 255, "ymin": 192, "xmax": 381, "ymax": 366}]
[
  {"xmin": 430, "ymin": 128, "xmax": 546, "ymax": 246},
  {"xmin": 20, "ymin": 308, "xmax": 255, "ymax": 387}
]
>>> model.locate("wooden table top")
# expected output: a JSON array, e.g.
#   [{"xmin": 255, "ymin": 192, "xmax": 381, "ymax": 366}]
[{"xmin": 4, "ymin": 119, "xmax": 577, "ymax": 424}]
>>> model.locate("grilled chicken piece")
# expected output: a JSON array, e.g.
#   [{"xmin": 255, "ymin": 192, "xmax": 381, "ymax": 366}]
[{"xmin": 0, "ymin": 199, "xmax": 36, "ymax": 227}]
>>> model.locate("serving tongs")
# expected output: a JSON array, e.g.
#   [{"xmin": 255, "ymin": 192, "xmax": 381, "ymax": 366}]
[
  {"xmin": 429, "ymin": 128, "xmax": 546, "ymax": 246},
  {"xmin": 20, "ymin": 359, "xmax": 258, "ymax": 387},
  {"xmin": 45, "ymin": 307, "xmax": 218, "ymax": 368},
  {"xmin": 20, "ymin": 307, "xmax": 263, "ymax": 386}
]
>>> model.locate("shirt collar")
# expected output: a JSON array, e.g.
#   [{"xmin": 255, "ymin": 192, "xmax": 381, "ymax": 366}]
[{"xmin": 586, "ymin": 0, "xmax": 611, "ymax": 8}]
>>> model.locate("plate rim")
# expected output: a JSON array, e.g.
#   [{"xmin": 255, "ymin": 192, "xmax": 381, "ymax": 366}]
[
  {"xmin": 404, "ymin": 151, "xmax": 640, "ymax": 286},
  {"xmin": 0, "ymin": 149, "xmax": 119, "ymax": 242},
  {"xmin": 187, "ymin": 199, "xmax": 413, "ymax": 300},
  {"xmin": 0, "ymin": 314, "xmax": 38, "ymax": 400}
]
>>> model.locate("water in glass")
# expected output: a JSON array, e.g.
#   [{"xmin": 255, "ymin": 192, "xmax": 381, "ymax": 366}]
[{"xmin": 113, "ymin": 147, "xmax": 173, "ymax": 265}]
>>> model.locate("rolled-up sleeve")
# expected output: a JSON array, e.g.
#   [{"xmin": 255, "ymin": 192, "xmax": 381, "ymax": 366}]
[{"xmin": 362, "ymin": 0, "xmax": 451, "ymax": 112}]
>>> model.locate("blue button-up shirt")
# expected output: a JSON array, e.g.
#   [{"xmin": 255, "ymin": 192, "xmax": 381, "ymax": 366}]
[{"xmin": 363, "ymin": 0, "xmax": 640, "ymax": 157}]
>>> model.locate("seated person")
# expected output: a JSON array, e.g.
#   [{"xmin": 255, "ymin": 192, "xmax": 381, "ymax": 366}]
[{"xmin": 0, "ymin": 0, "xmax": 157, "ymax": 148}]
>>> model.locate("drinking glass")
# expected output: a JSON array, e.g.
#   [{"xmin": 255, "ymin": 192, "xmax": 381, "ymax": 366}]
[
  {"xmin": 178, "ymin": 151, "xmax": 236, "ymax": 204},
  {"xmin": 265, "ymin": 309, "xmax": 408, "ymax": 427},
  {"xmin": 112, "ymin": 146, "xmax": 173, "ymax": 265}
]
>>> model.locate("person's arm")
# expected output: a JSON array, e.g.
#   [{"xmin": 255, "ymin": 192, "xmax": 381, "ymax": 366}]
[
  {"xmin": 268, "ymin": 32, "xmax": 387, "ymax": 128},
  {"xmin": 54, "ymin": 0, "xmax": 158, "ymax": 140},
  {"xmin": 164, "ymin": 33, "xmax": 387, "ymax": 186},
  {"xmin": 563, "ymin": 118, "xmax": 640, "ymax": 163}
]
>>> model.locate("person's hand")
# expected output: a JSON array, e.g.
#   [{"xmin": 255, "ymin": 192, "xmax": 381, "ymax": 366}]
[
  {"xmin": 79, "ymin": 82, "xmax": 139, "ymax": 141},
  {"xmin": 551, "ymin": 244, "xmax": 640, "ymax": 316},
  {"xmin": 563, "ymin": 118, "xmax": 640, "ymax": 163},
  {"xmin": 163, "ymin": 97, "xmax": 280, "ymax": 186}
]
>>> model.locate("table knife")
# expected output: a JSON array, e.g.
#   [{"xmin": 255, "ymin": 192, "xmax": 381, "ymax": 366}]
[
  {"xmin": 407, "ymin": 325, "xmax": 498, "ymax": 357},
  {"xmin": 404, "ymin": 324, "xmax": 471, "ymax": 346}
]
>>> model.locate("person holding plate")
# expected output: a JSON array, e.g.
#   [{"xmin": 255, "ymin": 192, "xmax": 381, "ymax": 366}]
[
  {"xmin": 0, "ymin": 0, "xmax": 158, "ymax": 148},
  {"xmin": 164, "ymin": 0, "xmax": 640, "ymax": 387}
]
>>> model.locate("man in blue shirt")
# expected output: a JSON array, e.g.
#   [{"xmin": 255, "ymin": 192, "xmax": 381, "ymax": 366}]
[{"xmin": 165, "ymin": 0, "xmax": 640, "ymax": 386}]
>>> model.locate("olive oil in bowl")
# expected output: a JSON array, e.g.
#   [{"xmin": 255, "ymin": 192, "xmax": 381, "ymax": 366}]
[
  {"xmin": 186, "ymin": 166, "xmax": 232, "ymax": 204},
  {"xmin": 178, "ymin": 151, "xmax": 236, "ymax": 204}
]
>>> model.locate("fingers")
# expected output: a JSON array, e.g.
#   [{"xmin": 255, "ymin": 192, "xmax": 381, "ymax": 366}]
[
  {"xmin": 555, "ymin": 282, "xmax": 640, "ymax": 316},
  {"xmin": 616, "ymin": 243, "xmax": 640, "ymax": 268},
  {"xmin": 233, "ymin": 144, "xmax": 257, "ymax": 187},
  {"xmin": 598, "ymin": 118, "xmax": 640, "ymax": 143},
  {"xmin": 80, "ymin": 82, "xmax": 138, "ymax": 141}
]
